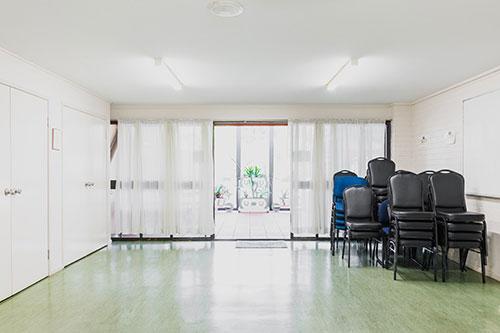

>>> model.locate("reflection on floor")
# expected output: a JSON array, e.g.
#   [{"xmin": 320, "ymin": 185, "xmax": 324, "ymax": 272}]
[
  {"xmin": 0, "ymin": 241, "xmax": 499, "ymax": 332},
  {"xmin": 215, "ymin": 211, "xmax": 290, "ymax": 239}
]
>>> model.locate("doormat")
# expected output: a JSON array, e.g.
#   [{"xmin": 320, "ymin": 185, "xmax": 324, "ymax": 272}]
[{"xmin": 235, "ymin": 241, "xmax": 288, "ymax": 248}]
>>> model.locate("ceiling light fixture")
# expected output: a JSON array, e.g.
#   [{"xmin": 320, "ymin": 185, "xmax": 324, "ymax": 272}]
[
  {"xmin": 208, "ymin": 0, "xmax": 244, "ymax": 18},
  {"xmin": 326, "ymin": 58, "xmax": 359, "ymax": 91},
  {"xmin": 154, "ymin": 57, "xmax": 183, "ymax": 91}
]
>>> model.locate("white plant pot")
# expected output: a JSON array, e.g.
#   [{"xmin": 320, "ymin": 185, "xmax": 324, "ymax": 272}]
[{"xmin": 239, "ymin": 198, "xmax": 269, "ymax": 213}]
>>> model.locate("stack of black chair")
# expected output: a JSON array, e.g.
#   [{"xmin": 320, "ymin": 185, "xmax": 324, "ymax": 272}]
[
  {"xmin": 332, "ymin": 161, "xmax": 488, "ymax": 283},
  {"xmin": 429, "ymin": 170, "xmax": 487, "ymax": 283},
  {"xmin": 386, "ymin": 169, "xmax": 488, "ymax": 283},
  {"xmin": 388, "ymin": 172, "xmax": 438, "ymax": 281},
  {"xmin": 331, "ymin": 170, "xmax": 368, "ymax": 256},
  {"xmin": 342, "ymin": 186, "xmax": 382, "ymax": 268},
  {"xmin": 331, "ymin": 170, "xmax": 357, "ymax": 255}
]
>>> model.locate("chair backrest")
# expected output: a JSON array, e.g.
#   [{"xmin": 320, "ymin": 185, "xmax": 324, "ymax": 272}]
[
  {"xmin": 333, "ymin": 176, "xmax": 368, "ymax": 200},
  {"xmin": 429, "ymin": 170, "xmax": 466, "ymax": 213},
  {"xmin": 417, "ymin": 170, "xmax": 435, "ymax": 211},
  {"xmin": 367, "ymin": 157, "xmax": 396, "ymax": 188},
  {"xmin": 334, "ymin": 170, "xmax": 357, "ymax": 179},
  {"xmin": 344, "ymin": 186, "xmax": 373, "ymax": 220},
  {"xmin": 395, "ymin": 170, "xmax": 413, "ymax": 175},
  {"xmin": 389, "ymin": 172, "xmax": 423, "ymax": 211}
]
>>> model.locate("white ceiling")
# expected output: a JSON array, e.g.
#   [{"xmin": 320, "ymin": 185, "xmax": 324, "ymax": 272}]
[{"xmin": 1, "ymin": 0, "xmax": 500, "ymax": 104}]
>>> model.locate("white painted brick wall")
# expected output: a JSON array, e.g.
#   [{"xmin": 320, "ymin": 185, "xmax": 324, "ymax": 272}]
[
  {"xmin": 390, "ymin": 104, "xmax": 414, "ymax": 171},
  {"xmin": 410, "ymin": 69, "xmax": 500, "ymax": 280}
]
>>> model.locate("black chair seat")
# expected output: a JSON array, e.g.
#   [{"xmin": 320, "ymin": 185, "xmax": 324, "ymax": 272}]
[
  {"xmin": 399, "ymin": 239, "xmax": 433, "ymax": 248},
  {"xmin": 398, "ymin": 221, "xmax": 434, "ymax": 230},
  {"xmin": 346, "ymin": 221, "xmax": 381, "ymax": 231},
  {"xmin": 392, "ymin": 211, "xmax": 434, "ymax": 221},
  {"xmin": 447, "ymin": 240, "xmax": 482, "ymax": 249},
  {"xmin": 438, "ymin": 211, "xmax": 485, "ymax": 222},
  {"xmin": 447, "ymin": 222, "xmax": 483, "ymax": 232},
  {"xmin": 400, "ymin": 230, "xmax": 434, "ymax": 239},
  {"xmin": 447, "ymin": 232, "xmax": 483, "ymax": 242},
  {"xmin": 349, "ymin": 231, "xmax": 381, "ymax": 239}
]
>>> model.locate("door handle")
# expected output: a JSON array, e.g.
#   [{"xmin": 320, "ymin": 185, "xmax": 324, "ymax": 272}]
[{"xmin": 4, "ymin": 188, "xmax": 16, "ymax": 196}]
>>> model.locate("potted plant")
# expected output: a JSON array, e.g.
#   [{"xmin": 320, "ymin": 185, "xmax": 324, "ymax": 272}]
[
  {"xmin": 239, "ymin": 165, "xmax": 269, "ymax": 212},
  {"xmin": 214, "ymin": 185, "xmax": 229, "ymax": 209}
]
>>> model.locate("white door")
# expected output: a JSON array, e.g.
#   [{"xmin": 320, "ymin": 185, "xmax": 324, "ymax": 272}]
[
  {"xmin": 0, "ymin": 84, "xmax": 12, "ymax": 300},
  {"xmin": 62, "ymin": 107, "xmax": 87, "ymax": 265},
  {"xmin": 63, "ymin": 107, "xmax": 108, "ymax": 265},
  {"xmin": 87, "ymin": 115, "xmax": 108, "ymax": 249},
  {"xmin": 10, "ymin": 88, "xmax": 48, "ymax": 293}
]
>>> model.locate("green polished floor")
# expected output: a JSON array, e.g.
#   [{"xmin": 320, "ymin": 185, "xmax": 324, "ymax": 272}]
[{"xmin": 0, "ymin": 241, "xmax": 499, "ymax": 332}]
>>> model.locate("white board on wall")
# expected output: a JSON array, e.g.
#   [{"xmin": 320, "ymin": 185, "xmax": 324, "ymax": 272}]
[{"xmin": 464, "ymin": 89, "xmax": 500, "ymax": 198}]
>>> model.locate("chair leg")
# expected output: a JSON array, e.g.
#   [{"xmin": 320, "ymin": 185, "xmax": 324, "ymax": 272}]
[
  {"xmin": 330, "ymin": 223, "xmax": 333, "ymax": 252},
  {"xmin": 433, "ymin": 247, "xmax": 437, "ymax": 282},
  {"xmin": 459, "ymin": 248, "xmax": 463, "ymax": 270},
  {"xmin": 382, "ymin": 238, "xmax": 387, "ymax": 269},
  {"xmin": 423, "ymin": 250, "xmax": 430, "ymax": 271},
  {"xmin": 336, "ymin": 229, "xmax": 340, "ymax": 250},
  {"xmin": 368, "ymin": 239, "xmax": 372, "ymax": 263},
  {"xmin": 331, "ymin": 224, "xmax": 335, "ymax": 256},
  {"xmin": 461, "ymin": 249, "xmax": 469, "ymax": 272},
  {"xmin": 459, "ymin": 249, "xmax": 465, "ymax": 272},
  {"xmin": 370, "ymin": 239, "xmax": 377, "ymax": 266},
  {"xmin": 481, "ymin": 245, "xmax": 486, "ymax": 284},
  {"xmin": 393, "ymin": 242, "xmax": 398, "ymax": 280},
  {"xmin": 348, "ymin": 236, "xmax": 351, "ymax": 268},
  {"xmin": 442, "ymin": 247, "xmax": 447, "ymax": 282},
  {"xmin": 342, "ymin": 233, "xmax": 346, "ymax": 260}
]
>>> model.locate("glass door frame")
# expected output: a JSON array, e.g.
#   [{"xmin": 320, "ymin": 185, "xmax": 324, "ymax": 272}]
[{"xmin": 213, "ymin": 120, "xmax": 288, "ymax": 211}]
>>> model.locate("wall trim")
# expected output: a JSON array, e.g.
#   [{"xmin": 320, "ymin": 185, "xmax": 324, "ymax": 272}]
[
  {"xmin": 412, "ymin": 65, "xmax": 500, "ymax": 105},
  {"xmin": 111, "ymin": 103, "xmax": 392, "ymax": 110},
  {"xmin": 0, "ymin": 45, "xmax": 110, "ymax": 103},
  {"xmin": 62, "ymin": 102, "xmax": 109, "ymax": 122}
]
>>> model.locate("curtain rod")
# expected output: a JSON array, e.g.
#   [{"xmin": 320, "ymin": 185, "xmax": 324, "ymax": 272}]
[{"xmin": 213, "ymin": 120, "xmax": 288, "ymax": 126}]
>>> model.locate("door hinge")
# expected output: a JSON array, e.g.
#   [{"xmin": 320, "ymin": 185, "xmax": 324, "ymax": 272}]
[{"xmin": 47, "ymin": 249, "xmax": 50, "ymax": 259}]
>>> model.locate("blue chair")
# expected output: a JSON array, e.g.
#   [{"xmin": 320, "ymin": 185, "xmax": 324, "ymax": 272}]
[{"xmin": 331, "ymin": 171, "xmax": 368, "ymax": 256}]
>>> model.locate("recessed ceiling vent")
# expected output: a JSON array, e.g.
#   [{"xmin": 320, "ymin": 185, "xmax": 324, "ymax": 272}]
[{"xmin": 208, "ymin": 0, "xmax": 244, "ymax": 18}]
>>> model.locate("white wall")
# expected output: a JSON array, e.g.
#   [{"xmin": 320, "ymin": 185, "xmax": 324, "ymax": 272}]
[
  {"xmin": 111, "ymin": 104, "xmax": 392, "ymax": 121},
  {"xmin": 390, "ymin": 104, "xmax": 413, "ymax": 170},
  {"xmin": 409, "ymin": 67, "xmax": 500, "ymax": 280},
  {"xmin": 0, "ymin": 47, "xmax": 110, "ymax": 274}
]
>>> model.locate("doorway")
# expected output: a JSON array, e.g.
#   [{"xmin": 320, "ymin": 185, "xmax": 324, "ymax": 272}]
[{"xmin": 214, "ymin": 122, "xmax": 290, "ymax": 239}]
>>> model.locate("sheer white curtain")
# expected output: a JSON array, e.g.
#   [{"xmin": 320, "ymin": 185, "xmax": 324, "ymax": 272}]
[
  {"xmin": 165, "ymin": 120, "xmax": 214, "ymax": 236},
  {"xmin": 114, "ymin": 121, "xmax": 166, "ymax": 235},
  {"xmin": 115, "ymin": 121, "xmax": 140, "ymax": 234},
  {"xmin": 113, "ymin": 120, "xmax": 214, "ymax": 237},
  {"xmin": 290, "ymin": 120, "xmax": 386, "ymax": 236}
]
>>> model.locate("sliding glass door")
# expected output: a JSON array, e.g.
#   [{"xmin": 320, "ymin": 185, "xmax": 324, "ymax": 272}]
[{"xmin": 214, "ymin": 123, "xmax": 290, "ymax": 239}]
